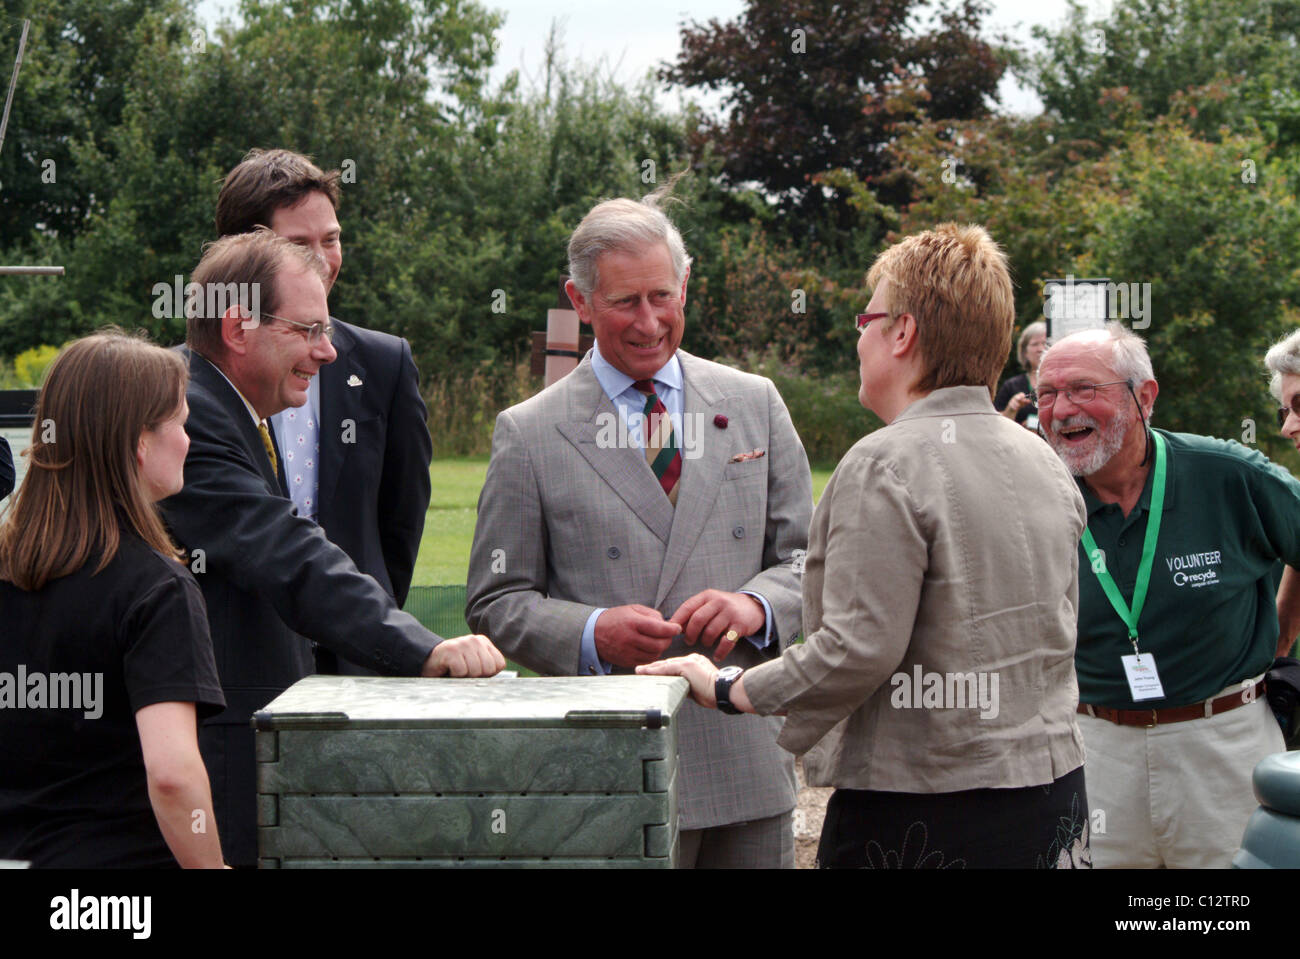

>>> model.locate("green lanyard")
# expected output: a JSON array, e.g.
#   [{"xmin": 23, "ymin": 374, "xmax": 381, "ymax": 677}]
[{"xmin": 1081, "ymin": 430, "xmax": 1167, "ymax": 656}]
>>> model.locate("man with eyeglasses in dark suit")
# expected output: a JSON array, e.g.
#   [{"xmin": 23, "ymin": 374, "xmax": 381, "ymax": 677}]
[
  {"xmin": 215, "ymin": 149, "xmax": 434, "ymax": 675},
  {"xmin": 160, "ymin": 231, "xmax": 503, "ymax": 867}
]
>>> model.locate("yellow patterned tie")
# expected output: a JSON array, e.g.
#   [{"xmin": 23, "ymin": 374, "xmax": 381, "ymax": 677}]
[{"xmin": 258, "ymin": 420, "xmax": 278, "ymax": 476}]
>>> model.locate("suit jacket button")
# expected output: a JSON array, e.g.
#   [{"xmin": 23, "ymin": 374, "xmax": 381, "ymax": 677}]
[
  {"xmin": 733, "ymin": 526, "xmax": 745, "ymax": 539},
  {"xmin": 607, "ymin": 546, "xmax": 621, "ymax": 559}
]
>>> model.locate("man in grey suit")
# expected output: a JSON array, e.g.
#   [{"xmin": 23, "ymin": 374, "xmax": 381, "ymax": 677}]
[{"xmin": 466, "ymin": 190, "xmax": 813, "ymax": 867}]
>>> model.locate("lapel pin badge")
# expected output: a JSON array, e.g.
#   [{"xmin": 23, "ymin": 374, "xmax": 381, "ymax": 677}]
[
  {"xmin": 347, "ymin": 374, "xmax": 363, "ymax": 387},
  {"xmin": 714, "ymin": 414, "xmax": 728, "ymax": 429}
]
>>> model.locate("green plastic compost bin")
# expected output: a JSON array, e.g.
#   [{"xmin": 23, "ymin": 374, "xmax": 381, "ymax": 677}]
[{"xmin": 253, "ymin": 674, "xmax": 687, "ymax": 868}]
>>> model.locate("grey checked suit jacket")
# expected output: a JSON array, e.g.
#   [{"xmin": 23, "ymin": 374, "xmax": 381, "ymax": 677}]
[{"xmin": 466, "ymin": 350, "xmax": 813, "ymax": 829}]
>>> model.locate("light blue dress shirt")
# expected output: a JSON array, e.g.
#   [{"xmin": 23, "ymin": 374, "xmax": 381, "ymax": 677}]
[
  {"xmin": 270, "ymin": 376, "xmax": 322, "ymax": 522},
  {"xmin": 577, "ymin": 345, "xmax": 775, "ymax": 675}
]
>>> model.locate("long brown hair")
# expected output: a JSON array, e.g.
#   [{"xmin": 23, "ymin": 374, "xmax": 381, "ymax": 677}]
[{"xmin": 0, "ymin": 328, "xmax": 188, "ymax": 590}]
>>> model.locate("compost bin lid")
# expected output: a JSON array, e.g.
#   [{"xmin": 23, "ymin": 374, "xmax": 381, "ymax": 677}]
[{"xmin": 252, "ymin": 674, "xmax": 690, "ymax": 730}]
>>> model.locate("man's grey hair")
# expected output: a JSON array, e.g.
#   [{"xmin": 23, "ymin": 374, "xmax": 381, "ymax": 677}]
[
  {"xmin": 1264, "ymin": 328, "xmax": 1300, "ymax": 401},
  {"xmin": 1042, "ymin": 321, "xmax": 1156, "ymax": 385},
  {"xmin": 567, "ymin": 189, "xmax": 692, "ymax": 296}
]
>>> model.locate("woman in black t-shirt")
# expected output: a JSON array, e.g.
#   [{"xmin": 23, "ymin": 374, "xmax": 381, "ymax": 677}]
[{"xmin": 0, "ymin": 330, "xmax": 227, "ymax": 868}]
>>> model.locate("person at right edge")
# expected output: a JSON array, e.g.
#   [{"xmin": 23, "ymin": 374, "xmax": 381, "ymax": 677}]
[{"xmin": 1036, "ymin": 323, "xmax": 1298, "ymax": 868}]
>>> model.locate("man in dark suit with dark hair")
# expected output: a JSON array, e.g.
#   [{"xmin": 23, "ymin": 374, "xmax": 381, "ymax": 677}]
[
  {"xmin": 161, "ymin": 231, "xmax": 503, "ymax": 866},
  {"xmin": 216, "ymin": 148, "xmax": 433, "ymax": 674}
]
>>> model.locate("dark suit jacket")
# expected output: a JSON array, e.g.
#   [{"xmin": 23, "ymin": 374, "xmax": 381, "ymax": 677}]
[
  {"xmin": 311, "ymin": 319, "xmax": 433, "ymax": 676},
  {"xmin": 0, "ymin": 438, "xmax": 12, "ymax": 500},
  {"xmin": 159, "ymin": 348, "xmax": 441, "ymax": 865}
]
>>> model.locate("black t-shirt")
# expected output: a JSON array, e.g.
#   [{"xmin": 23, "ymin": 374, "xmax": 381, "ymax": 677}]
[{"xmin": 0, "ymin": 531, "xmax": 225, "ymax": 867}]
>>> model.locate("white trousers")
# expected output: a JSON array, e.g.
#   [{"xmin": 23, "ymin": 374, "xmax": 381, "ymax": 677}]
[{"xmin": 1079, "ymin": 684, "xmax": 1284, "ymax": 868}]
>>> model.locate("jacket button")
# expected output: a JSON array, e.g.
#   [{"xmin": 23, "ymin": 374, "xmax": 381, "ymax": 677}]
[
  {"xmin": 733, "ymin": 526, "xmax": 745, "ymax": 539},
  {"xmin": 607, "ymin": 546, "xmax": 621, "ymax": 559}
]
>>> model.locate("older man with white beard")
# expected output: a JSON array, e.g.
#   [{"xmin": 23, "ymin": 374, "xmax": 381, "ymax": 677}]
[{"xmin": 1037, "ymin": 323, "xmax": 1300, "ymax": 868}]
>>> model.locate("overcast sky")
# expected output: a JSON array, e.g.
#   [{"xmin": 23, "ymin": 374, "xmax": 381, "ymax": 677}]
[{"xmin": 197, "ymin": 0, "xmax": 1116, "ymax": 115}]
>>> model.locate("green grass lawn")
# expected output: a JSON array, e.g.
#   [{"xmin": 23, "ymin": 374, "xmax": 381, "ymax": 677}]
[{"xmin": 414, "ymin": 458, "xmax": 834, "ymax": 586}]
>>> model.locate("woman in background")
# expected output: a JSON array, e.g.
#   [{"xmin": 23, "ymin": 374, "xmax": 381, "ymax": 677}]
[
  {"xmin": 995, "ymin": 320, "xmax": 1047, "ymax": 429},
  {"xmin": 0, "ymin": 329, "xmax": 226, "ymax": 867}
]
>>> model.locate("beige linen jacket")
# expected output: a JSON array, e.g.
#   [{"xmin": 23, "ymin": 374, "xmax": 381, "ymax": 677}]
[{"xmin": 744, "ymin": 386, "xmax": 1088, "ymax": 791}]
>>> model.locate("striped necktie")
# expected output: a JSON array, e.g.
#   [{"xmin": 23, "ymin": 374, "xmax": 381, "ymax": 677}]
[{"xmin": 633, "ymin": 379, "xmax": 681, "ymax": 505}]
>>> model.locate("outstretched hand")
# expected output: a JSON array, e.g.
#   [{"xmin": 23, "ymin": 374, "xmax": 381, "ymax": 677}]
[{"xmin": 637, "ymin": 654, "xmax": 720, "ymax": 709}]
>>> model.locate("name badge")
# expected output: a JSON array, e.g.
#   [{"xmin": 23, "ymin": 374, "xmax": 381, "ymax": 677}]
[{"xmin": 1121, "ymin": 653, "xmax": 1166, "ymax": 702}]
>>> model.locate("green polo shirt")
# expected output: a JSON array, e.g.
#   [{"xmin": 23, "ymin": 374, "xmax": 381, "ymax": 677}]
[{"xmin": 1076, "ymin": 429, "xmax": 1300, "ymax": 709}]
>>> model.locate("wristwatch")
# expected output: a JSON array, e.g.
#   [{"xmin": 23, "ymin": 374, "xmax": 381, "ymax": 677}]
[{"xmin": 715, "ymin": 665, "xmax": 745, "ymax": 715}]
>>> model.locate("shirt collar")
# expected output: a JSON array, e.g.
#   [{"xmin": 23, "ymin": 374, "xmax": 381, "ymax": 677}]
[
  {"xmin": 1078, "ymin": 428, "xmax": 1178, "ymax": 518},
  {"xmin": 891, "ymin": 385, "xmax": 996, "ymax": 422},
  {"xmin": 206, "ymin": 357, "xmax": 262, "ymax": 426},
  {"xmin": 591, "ymin": 342, "xmax": 683, "ymax": 402}
]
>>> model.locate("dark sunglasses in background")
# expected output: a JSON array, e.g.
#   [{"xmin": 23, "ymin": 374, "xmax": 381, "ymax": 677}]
[{"xmin": 1278, "ymin": 395, "xmax": 1300, "ymax": 430}]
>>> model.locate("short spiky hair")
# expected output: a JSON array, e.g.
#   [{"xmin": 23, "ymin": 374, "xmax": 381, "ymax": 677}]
[
  {"xmin": 866, "ymin": 223, "xmax": 1015, "ymax": 394},
  {"xmin": 215, "ymin": 148, "xmax": 342, "ymax": 237}
]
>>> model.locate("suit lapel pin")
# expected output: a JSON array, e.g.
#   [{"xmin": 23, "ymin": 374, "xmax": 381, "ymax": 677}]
[
  {"xmin": 714, "ymin": 414, "xmax": 728, "ymax": 428},
  {"xmin": 347, "ymin": 374, "xmax": 363, "ymax": 387}
]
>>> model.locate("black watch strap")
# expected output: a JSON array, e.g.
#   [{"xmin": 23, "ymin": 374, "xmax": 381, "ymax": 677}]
[{"xmin": 715, "ymin": 666, "xmax": 744, "ymax": 715}]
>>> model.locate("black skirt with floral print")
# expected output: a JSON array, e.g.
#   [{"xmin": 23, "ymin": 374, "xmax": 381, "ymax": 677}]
[{"xmin": 816, "ymin": 766, "xmax": 1091, "ymax": 869}]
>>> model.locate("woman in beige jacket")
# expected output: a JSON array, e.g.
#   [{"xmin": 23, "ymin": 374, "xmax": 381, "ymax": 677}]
[{"xmin": 641, "ymin": 224, "xmax": 1091, "ymax": 868}]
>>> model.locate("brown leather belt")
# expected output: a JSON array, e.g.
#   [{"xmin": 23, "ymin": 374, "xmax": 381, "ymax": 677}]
[{"xmin": 1078, "ymin": 681, "xmax": 1265, "ymax": 727}]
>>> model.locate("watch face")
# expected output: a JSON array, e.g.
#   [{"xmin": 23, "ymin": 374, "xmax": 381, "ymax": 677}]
[{"xmin": 718, "ymin": 666, "xmax": 743, "ymax": 681}]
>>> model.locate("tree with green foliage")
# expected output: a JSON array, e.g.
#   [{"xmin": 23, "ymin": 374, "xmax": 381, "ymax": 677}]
[{"xmin": 1026, "ymin": 0, "xmax": 1300, "ymax": 149}]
